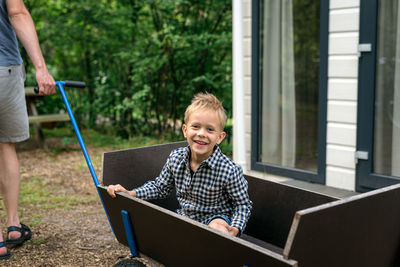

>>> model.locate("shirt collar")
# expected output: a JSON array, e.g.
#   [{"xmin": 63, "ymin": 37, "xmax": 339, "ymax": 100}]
[{"xmin": 184, "ymin": 145, "xmax": 222, "ymax": 170}]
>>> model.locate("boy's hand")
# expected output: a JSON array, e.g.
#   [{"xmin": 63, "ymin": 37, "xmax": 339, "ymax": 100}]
[
  {"xmin": 208, "ymin": 218, "xmax": 240, "ymax": 237},
  {"xmin": 227, "ymin": 226, "xmax": 240, "ymax": 237},
  {"xmin": 107, "ymin": 184, "xmax": 136, "ymax": 198}
]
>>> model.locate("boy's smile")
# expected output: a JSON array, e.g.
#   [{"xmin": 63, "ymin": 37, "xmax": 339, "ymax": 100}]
[{"xmin": 182, "ymin": 109, "xmax": 226, "ymax": 166}]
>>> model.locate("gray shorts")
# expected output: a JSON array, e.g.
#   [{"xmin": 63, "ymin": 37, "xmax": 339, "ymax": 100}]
[{"xmin": 0, "ymin": 64, "xmax": 29, "ymax": 143}]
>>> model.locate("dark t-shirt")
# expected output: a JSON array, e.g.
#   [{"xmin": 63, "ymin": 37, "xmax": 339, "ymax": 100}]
[{"xmin": 0, "ymin": 0, "xmax": 23, "ymax": 66}]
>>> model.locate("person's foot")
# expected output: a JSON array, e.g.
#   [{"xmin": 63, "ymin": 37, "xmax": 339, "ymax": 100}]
[
  {"xmin": 0, "ymin": 242, "xmax": 7, "ymax": 256},
  {"xmin": 6, "ymin": 223, "xmax": 32, "ymax": 246},
  {"xmin": 0, "ymin": 241, "xmax": 10, "ymax": 260},
  {"xmin": 8, "ymin": 229, "xmax": 21, "ymax": 240}
]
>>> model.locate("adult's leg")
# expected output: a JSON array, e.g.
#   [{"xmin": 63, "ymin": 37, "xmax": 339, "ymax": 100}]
[
  {"xmin": 0, "ymin": 142, "xmax": 21, "ymax": 258},
  {"xmin": 0, "ymin": 142, "xmax": 21, "ymax": 240},
  {"xmin": 0, "ymin": 65, "xmax": 29, "ymax": 248}
]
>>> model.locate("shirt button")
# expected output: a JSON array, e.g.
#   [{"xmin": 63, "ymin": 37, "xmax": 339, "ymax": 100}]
[{"xmin": 186, "ymin": 186, "xmax": 190, "ymax": 191}]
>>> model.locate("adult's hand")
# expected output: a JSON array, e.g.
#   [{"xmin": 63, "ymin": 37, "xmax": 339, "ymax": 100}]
[{"xmin": 36, "ymin": 67, "xmax": 56, "ymax": 95}]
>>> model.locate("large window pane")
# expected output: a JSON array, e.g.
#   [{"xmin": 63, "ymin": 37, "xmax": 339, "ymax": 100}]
[
  {"xmin": 258, "ymin": 0, "xmax": 320, "ymax": 172},
  {"xmin": 374, "ymin": 0, "xmax": 400, "ymax": 177}
]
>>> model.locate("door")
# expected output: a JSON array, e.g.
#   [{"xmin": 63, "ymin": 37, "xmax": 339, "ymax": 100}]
[{"xmin": 356, "ymin": 0, "xmax": 400, "ymax": 191}]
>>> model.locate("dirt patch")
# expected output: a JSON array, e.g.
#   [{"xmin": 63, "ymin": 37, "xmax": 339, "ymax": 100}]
[{"xmin": 2, "ymin": 138, "xmax": 162, "ymax": 266}]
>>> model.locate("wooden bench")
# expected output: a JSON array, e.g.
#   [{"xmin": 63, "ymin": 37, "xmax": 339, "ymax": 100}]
[
  {"xmin": 25, "ymin": 87, "xmax": 69, "ymax": 147},
  {"xmin": 98, "ymin": 142, "xmax": 400, "ymax": 266}
]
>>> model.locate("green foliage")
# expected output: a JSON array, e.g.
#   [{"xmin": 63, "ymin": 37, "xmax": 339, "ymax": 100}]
[
  {"xmin": 25, "ymin": 0, "xmax": 232, "ymax": 139},
  {"xmin": 43, "ymin": 127, "xmax": 178, "ymax": 150},
  {"xmin": 43, "ymin": 127, "xmax": 232, "ymax": 157}
]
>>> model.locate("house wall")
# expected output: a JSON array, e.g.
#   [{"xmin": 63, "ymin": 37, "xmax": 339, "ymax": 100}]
[
  {"xmin": 326, "ymin": 0, "xmax": 360, "ymax": 190},
  {"xmin": 238, "ymin": 0, "xmax": 362, "ymax": 190}
]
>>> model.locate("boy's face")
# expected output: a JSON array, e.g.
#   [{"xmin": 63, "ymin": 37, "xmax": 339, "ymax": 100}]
[{"xmin": 182, "ymin": 109, "xmax": 226, "ymax": 162}]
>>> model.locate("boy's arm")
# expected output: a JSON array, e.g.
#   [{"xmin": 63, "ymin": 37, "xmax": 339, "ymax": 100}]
[
  {"xmin": 107, "ymin": 154, "xmax": 175, "ymax": 199},
  {"xmin": 226, "ymin": 166, "xmax": 253, "ymax": 233},
  {"xmin": 107, "ymin": 184, "xmax": 136, "ymax": 198},
  {"xmin": 134, "ymin": 156, "xmax": 174, "ymax": 199}
]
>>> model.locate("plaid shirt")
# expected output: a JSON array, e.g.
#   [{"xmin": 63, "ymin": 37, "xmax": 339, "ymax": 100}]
[{"xmin": 135, "ymin": 146, "xmax": 253, "ymax": 231}]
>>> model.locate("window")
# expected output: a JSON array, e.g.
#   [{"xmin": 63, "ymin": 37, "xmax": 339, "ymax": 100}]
[
  {"xmin": 356, "ymin": 0, "xmax": 400, "ymax": 191},
  {"xmin": 373, "ymin": 0, "xmax": 400, "ymax": 177},
  {"xmin": 251, "ymin": 0, "xmax": 328, "ymax": 182}
]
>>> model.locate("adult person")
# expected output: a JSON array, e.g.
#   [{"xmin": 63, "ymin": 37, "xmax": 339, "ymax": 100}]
[{"xmin": 0, "ymin": 0, "xmax": 55, "ymax": 259}]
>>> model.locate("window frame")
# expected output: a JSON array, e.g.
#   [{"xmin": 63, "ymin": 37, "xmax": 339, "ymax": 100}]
[{"xmin": 250, "ymin": 0, "xmax": 329, "ymax": 183}]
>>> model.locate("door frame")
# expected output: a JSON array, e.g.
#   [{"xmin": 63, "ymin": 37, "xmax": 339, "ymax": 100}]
[{"xmin": 356, "ymin": 0, "xmax": 400, "ymax": 192}]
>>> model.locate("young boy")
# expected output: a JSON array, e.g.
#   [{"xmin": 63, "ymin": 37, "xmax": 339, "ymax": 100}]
[{"xmin": 107, "ymin": 93, "xmax": 252, "ymax": 237}]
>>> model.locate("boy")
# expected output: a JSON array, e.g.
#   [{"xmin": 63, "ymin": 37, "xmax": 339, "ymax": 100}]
[{"xmin": 107, "ymin": 93, "xmax": 252, "ymax": 237}]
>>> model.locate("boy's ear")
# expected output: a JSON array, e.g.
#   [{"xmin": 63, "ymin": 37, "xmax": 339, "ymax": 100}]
[
  {"xmin": 217, "ymin": 131, "xmax": 226, "ymax": 145},
  {"xmin": 182, "ymin": 124, "xmax": 187, "ymax": 138}
]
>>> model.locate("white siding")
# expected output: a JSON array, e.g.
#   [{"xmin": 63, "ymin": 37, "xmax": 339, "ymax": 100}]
[
  {"xmin": 330, "ymin": 8, "xmax": 359, "ymax": 32},
  {"xmin": 243, "ymin": 0, "xmax": 253, "ymax": 171},
  {"xmin": 326, "ymin": 166, "xmax": 356, "ymax": 191},
  {"xmin": 328, "ymin": 79, "xmax": 358, "ymax": 101},
  {"xmin": 326, "ymin": 144, "xmax": 355, "ymax": 169},
  {"xmin": 329, "ymin": 56, "xmax": 358, "ymax": 78},
  {"xmin": 243, "ymin": 57, "xmax": 251, "ymax": 77},
  {"xmin": 327, "ymin": 101, "xmax": 357, "ymax": 124},
  {"xmin": 326, "ymin": 1, "xmax": 360, "ymax": 190},
  {"xmin": 330, "ymin": 0, "xmax": 360, "ymax": 10},
  {"xmin": 327, "ymin": 123, "xmax": 356, "ymax": 147},
  {"xmin": 329, "ymin": 33, "xmax": 359, "ymax": 55}
]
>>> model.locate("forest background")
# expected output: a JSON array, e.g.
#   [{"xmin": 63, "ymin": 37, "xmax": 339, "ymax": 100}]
[{"xmin": 23, "ymin": 0, "xmax": 233, "ymax": 142}]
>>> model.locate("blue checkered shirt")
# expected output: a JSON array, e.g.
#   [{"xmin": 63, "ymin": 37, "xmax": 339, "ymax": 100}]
[{"xmin": 135, "ymin": 146, "xmax": 253, "ymax": 231}]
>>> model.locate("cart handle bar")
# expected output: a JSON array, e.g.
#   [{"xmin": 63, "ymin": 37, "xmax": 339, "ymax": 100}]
[
  {"xmin": 54, "ymin": 81, "xmax": 114, "ymax": 235},
  {"xmin": 34, "ymin": 80, "xmax": 86, "ymax": 93}
]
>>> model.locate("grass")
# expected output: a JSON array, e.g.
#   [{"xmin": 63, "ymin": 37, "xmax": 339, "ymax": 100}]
[
  {"xmin": 20, "ymin": 176, "xmax": 97, "ymax": 209},
  {"xmin": 0, "ymin": 176, "xmax": 98, "ymax": 226}
]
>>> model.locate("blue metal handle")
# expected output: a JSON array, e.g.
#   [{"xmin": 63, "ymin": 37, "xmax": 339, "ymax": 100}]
[
  {"xmin": 56, "ymin": 81, "xmax": 98, "ymax": 186},
  {"xmin": 56, "ymin": 81, "xmax": 114, "ymax": 234},
  {"xmin": 121, "ymin": 210, "xmax": 139, "ymax": 258}
]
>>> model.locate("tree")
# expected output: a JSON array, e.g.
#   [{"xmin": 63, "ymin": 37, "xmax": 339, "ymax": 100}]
[{"xmin": 26, "ymin": 0, "xmax": 232, "ymax": 138}]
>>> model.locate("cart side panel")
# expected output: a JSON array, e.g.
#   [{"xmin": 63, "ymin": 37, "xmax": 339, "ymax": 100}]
[
  {"xmin": 245, "ymin": 175, "xmax": 337, "ymax": 248},
  {"xmin": 284, "ymin": 183, "xmax": 400, "ymax": 267},
  {"xmin": 102, "ymin": 141, "xmax": 187, "ymax": 211},
  {"xmin": 98, "ymin": 186, "xmax": 298, "ymax": 267},
  {"xmin": 102, "ymin": 142, "xmax": 337, "ymax": 248}
]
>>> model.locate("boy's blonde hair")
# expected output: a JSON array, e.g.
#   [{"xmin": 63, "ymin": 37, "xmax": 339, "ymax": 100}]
[{"xmin": 184, "ymin": 93, "xmax": 227, "ymax": 130}]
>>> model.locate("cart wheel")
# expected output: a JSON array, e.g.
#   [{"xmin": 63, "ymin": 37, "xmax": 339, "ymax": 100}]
[{"xmin": 114, "ymin": 259, "xmax": 146, "ymax": 267}]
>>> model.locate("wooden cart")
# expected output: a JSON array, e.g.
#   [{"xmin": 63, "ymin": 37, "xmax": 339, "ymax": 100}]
[{"xmin": 99, "ymin": 142, "xmax": 400, "ymax": 267}]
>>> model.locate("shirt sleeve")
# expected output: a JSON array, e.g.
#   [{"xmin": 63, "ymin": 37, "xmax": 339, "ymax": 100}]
[
  {"xmin": 135, "ymin": 153, "xmax": 175, "ymax": 199},
  {"xmin": 226, "ymin": 165, "xmax": 253, "ymax": 232}
]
